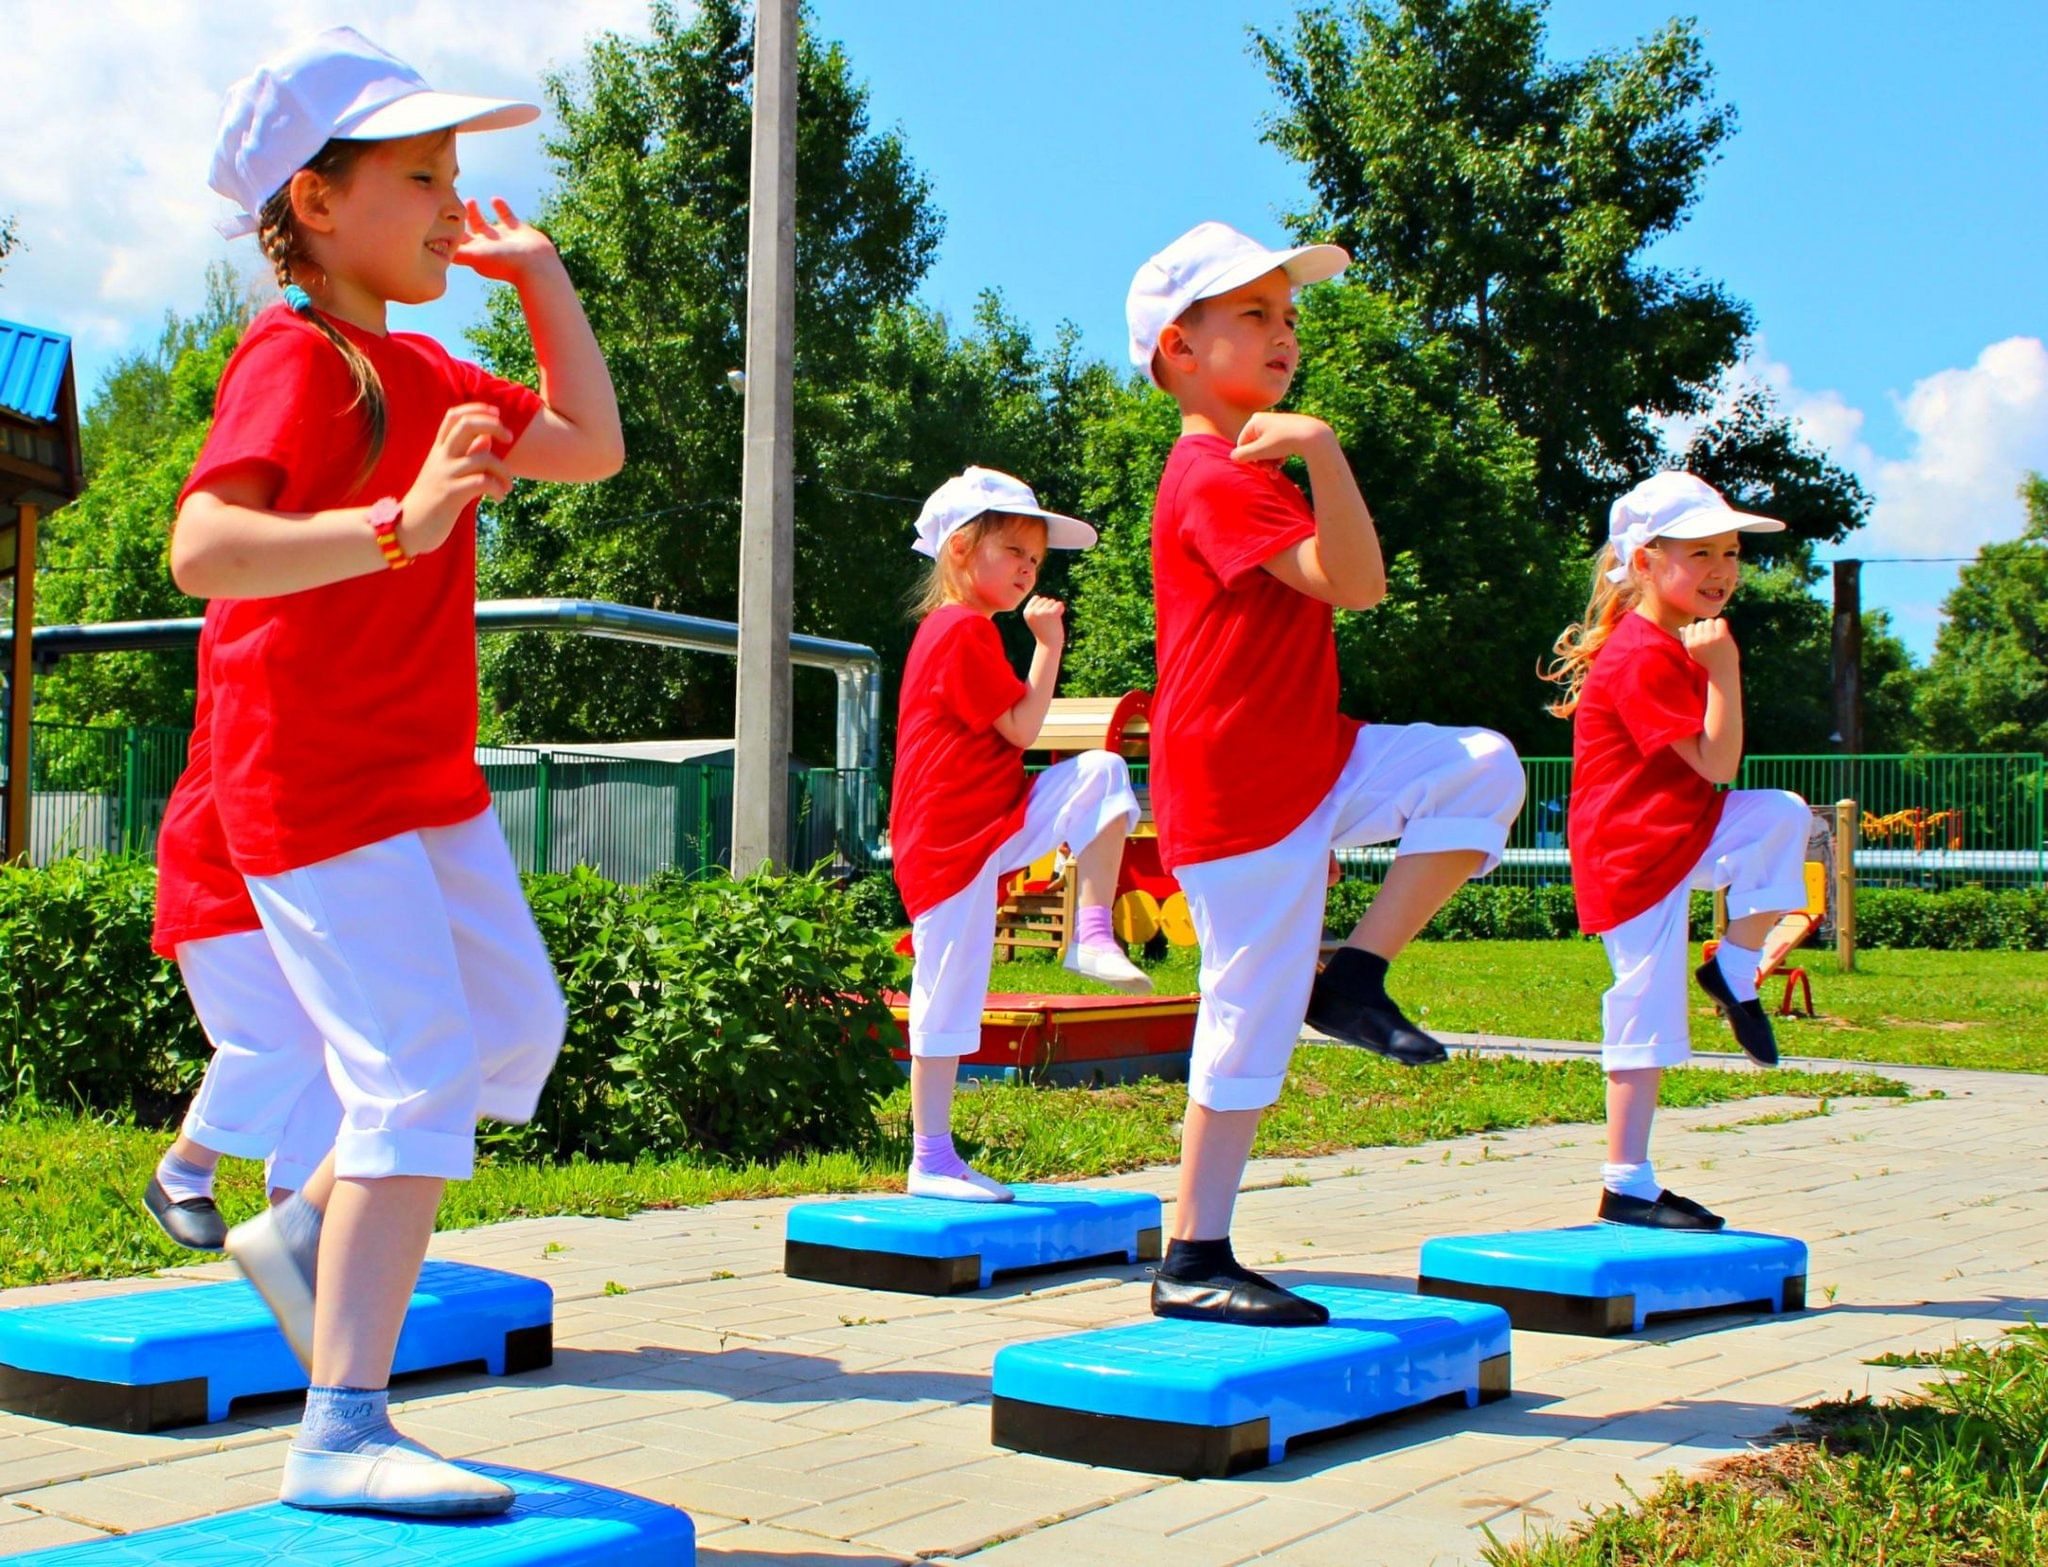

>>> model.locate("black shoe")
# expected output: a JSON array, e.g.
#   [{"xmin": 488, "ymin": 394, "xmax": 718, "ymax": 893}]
[
  {"xmin": 1695, "ymin": 961, "xmax": 1780, "ymax": 1066},
  {"xmin": 1306, "ymin": 953, "xmax": 1449, "ymax": 1066},
  {"xmin": 145, "ymin": 1174, "xmax": 228, "ymax": 1251},
  {"xmin": 1151, "ymin": 1269, "xmax": 1331, "ymax": 1327},
  {"xmin": 1598, "ymin": 1188, "xmax": 1726, "ymax": 1232}
]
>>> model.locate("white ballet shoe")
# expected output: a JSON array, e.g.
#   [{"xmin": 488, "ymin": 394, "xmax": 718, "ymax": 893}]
[
  {"xmin": 1063, "ymin": 940, "xmax": 1153, "ymax": 994},
  {"xmin": 906, "ymin": 1166, "xmax": 1014, "ymax": 1203},
  {"xmin": 226, "ymin": 1207, "xmax": 316, "ymax": 1372},
  {"xmin": 281, "ymin": 1437, "xmax": 515, "ymax": 1516}
]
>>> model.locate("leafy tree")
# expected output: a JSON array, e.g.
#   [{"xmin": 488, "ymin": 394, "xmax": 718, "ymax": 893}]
[
  {"xmin": 470, "ymin": 0, "xmax": 967, "ymax": 758},
  {"xmin": 0, "ymin": 214, "xmax": 16, "ymax": 280},
  {"xmin": 1918, "ymin": 474, "xmax": 2048, "ymax": 754},
  {"xmin": 33, "ymin": 286, "xmax": 251, "ymax": 732}
]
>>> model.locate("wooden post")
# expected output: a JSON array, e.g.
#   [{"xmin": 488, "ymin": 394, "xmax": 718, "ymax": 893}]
[
  {"xmin": 1834, "ymin": 798, "xmax": 1857, "ymax": 972},
  {"xmin": 4, "ymin": 502, "xmax": 37, "ymax": 864},
  {"xmin": 1831, "ymin": 560, "xmax": 1863, "ymax": 754}
]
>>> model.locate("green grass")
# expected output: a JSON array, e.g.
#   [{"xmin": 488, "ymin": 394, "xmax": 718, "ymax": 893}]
[
  {"xmin": 1487, "ymin": 1323, "xmax": 2048, "ymax": 1565},
  {"xmin": 0, "ymin": 1049, "xmax": 1907, "ymax": 1290},
  {"xmin": 996, "ymin": 941, "xmax": 2048, "ymax": 1073}
]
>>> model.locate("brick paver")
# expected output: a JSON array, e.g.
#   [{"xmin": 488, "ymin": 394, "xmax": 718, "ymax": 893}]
[{"xmin": 4, "ymin": 1045, "xmax": 2045, "ymax": 1565}]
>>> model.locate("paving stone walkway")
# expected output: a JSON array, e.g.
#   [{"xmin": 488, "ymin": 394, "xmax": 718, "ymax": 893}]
[{"xmin": 4, "ymin": 1045, "xmax": 2046, "ymax": 1565}]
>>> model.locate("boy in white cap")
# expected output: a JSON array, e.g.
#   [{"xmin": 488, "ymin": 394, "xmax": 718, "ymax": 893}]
[
  {"xmin": 1545, "ymin": 470, "xmax": 1809, "ymax": 1230},
  {"xmin": 893, "ymin": 467, "xmax": 1148, "ymax": 1202},
  {"xmin": 1129, "ymin": 222, "xmax": 1527, "ymax": 1326}
]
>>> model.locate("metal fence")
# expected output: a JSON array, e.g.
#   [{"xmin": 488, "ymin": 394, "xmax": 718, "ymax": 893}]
[
  {"xmin": 9, "ymin": 722, "xmax": 878, "ymax": 881},
  {"xmin": 1338, "ymin": 752, "xmax": 2047, "ymax": 892}
]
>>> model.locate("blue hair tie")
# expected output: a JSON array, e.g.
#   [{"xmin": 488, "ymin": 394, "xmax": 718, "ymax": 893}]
[{"xmin": 282, "ymin": 283, "xmax": 314, "ymax": 315}]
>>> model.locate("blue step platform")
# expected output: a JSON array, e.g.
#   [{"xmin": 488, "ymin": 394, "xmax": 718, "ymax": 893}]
[
  {"xmin": 1, "ymin": 1465, "xmax": 692, "ymax": 1565},
  {"xmin": 990, "ymin": 1285, "xmax": 1511, "ymax": 1477},
  {"xmin": 784, "ymin": 1185, "xmax": 1163, "ymax": 1294},
  {"xmin": 0, "ymin": 1261, "xmax": 552, "ymax": 1431},
  {"xmin": 1418, "ymin": 1226, "xmax": 1808, "ymax": 1335}
]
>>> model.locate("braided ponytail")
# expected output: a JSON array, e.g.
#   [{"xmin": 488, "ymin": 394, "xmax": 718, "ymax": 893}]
[{"xmin": 255, "ymin": 139, "xmax": 387, "ymax": 490}]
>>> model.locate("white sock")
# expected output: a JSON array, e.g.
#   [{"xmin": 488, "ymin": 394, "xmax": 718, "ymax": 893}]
[
  {"xmin": 1715, "ymin": 939, "xmax": 1762, "ymax": 1004},
  {"xmin": 154, "ymin": 1148, "xmax": 215, "ymax": 1204},
  {"xmin": 1603, "ymin": 1160, "xmax": 1660, "ymax": 1201}
]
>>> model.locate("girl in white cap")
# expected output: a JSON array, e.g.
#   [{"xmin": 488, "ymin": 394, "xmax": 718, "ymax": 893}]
[
  {"xmin": 1545, "ymin": 471, "xmax": 1812, "ymax": 1231},
  {"xmin": 170, "ymin": 28, "xmax": 622, "ymax": 1515},
  {"xmin": 892, "ymin": 467, "xmax": 1150, "ymax": 1201}
]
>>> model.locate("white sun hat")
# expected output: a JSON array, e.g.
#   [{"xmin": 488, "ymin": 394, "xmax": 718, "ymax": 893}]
[
  {"xmin": 1606, "ymin": 471, "xmax": 1787, "ymax": 583},
  {"xmin": 1126, "ymin": 220, "xmax": 1350, "ymax": 387},
  {"xmin": 912, "ymin": 467, "xmax": 1098, "ymax": 557},
  {"xmin": 209, "ymin": 27, "xmax": 539, "ymax": 239}
]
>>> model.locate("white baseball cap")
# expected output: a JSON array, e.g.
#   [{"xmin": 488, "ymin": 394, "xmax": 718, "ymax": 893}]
[
  {"xmin": 1606, "ymin": 471, "xmax": 1786, "ymax": 583},
  {"xmin": 1126, "ymin": 221, "xmax": 1350, "ymax": 387},
  {"xmin": 912, "ymin": 467, "xmax": 1098, "ymax": 558},
  {"xmin": 209, "ymin": 27, "xmax": 539, "ymax": 239}
]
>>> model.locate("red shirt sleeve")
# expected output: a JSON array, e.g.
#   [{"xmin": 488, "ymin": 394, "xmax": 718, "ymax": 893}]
[
  {"xmin": 1614, "ymin": 638, "xmax": 1708, "ymax": 756},
  {"xmin": 1181, "ymin": 458, "xmax": 1318, "ymax": 589},
  {"xmin": 180, "ymin": 324, "xmax": 350, "ymax": 508},
  {"xmin": 443, "ymin": 352, "xmax": 546, "ymax": 449},
  {"xmin": 935, "ymin": 614, "xmax": 1027, "ymax": 732}
]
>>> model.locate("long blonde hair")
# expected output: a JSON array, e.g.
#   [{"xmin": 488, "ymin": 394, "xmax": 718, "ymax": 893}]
[
  {"xmin": 1541, "ymin": 543, "xmax": 1645, "ymax": 718},
  {"xmin": 906, "ymin": 512, "xmax": 1045, "ymax": 620},
  {"xmin": 255, "ymin": 139, "xmax": 389, "ymax": 490}
]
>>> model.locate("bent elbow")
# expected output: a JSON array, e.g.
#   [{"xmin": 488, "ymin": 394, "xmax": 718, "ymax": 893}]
[
  {"xmin": 1338, "ymin": 577, "xmax": 1387, "ymax": 612},
  {"xmin": 167, "ymin": 529, "xmax": 213, "ymax": 600},
  {"xmin": 589, "ymin": 430, "xmax": 626, "ymax": 481}
]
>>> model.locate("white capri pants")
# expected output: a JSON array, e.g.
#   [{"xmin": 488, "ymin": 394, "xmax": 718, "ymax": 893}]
[
  {"xmin": 1599, "ymin": 789, "xmax": 1811, "ymax": 1072},
  {"xmin": 178, "ymin": 929, "xmax": 342, "ymax": 1192},
  {"xmin": 1178, "ymin": 723, "xmax": 1526, "ymax": 1112},
  {"xmin": 908, "ymin": 751, "xmax": 1141, "ymax": 1057},
  {"xmin": 245, "ymin": 809, "xmax": 568, "ymax": 1182}
]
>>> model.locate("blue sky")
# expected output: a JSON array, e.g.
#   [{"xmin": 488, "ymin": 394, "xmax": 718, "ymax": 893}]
[{"xmin": 5, "ymin": 1, "xmax": 2043, "ymax": 659}]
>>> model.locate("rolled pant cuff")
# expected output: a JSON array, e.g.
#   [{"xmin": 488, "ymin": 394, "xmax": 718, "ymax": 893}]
[
  {"xmin": 1395, "ymin": 818, "xmax": 1512, "ymax": 874},
  {"xmin": 179, "ymin": 1113, "xmax": 285, "ymax": 1163},
  {"xmin": 1726, "ymin": 880, "xmax": 1810, "ymax": 922},
  {"xmin": 1188, "ymin": 1069, "xmax": 1287, "ymax": 1113},
  {"xmin": 334, "ymin": 1126, "xmax": 475, "ymax": 1182},
  {"xmin": 1602, "ymin": 1040, "xmax": 1692, "ymax": 1073},
  {"xmin": 907, "ymin": 1029, "xmax": 982, "ymax": 1059}
]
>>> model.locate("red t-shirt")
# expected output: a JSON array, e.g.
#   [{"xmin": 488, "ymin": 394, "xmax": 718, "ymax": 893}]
[
  {"xmin": 890, "ymin": 606, "xmax": 1031, "ymax": 919},
  {"xmin": 178, "ymin": 306, "xmax": 542, "ymax": 876},
  {"xmin": 1568, "ymin": 612, "xmax": 1727, "ymax": 933},
  {"xmin": 152, "ymin": 622, "xmax": 259, "ymax": 958},
  {"xmin": 1150, "ymin": 434, "xmax": 1362, "ymax": 870}
]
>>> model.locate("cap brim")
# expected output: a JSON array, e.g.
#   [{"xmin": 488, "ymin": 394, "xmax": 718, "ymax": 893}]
[
  {"xmin": 1659, "ymin": 503, "xmax": 1787, "ymax": 539},
  {"xmin": 342, "ymin": 91, "xmax": 540, "ymax": 142},
  {"xmin": 1009, "ymin": 508, "xmax": 1097, "ymax": 551},
  {"xmin": 1192, "ymin": 242, "xmax": 1350, "ymax": 306}
]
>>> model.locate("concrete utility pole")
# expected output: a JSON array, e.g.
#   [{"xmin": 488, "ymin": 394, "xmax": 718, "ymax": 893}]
[
  {"xmin": 1831, "ymin": 559, "xmax": 1863, "ymax": 755},
  {"xmin": 731, "ymin": 0, "xmax": 799, "ymax": 874}
]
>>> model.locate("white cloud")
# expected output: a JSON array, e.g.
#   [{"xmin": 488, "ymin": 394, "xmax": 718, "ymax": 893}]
[{"xmin": 0, "ymin": 1, "xmax": 649, "ymax": 379}]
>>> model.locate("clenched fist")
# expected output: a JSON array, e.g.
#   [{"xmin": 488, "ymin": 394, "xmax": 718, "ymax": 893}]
[
  {"xmin": 1680, "ymin": 617, "xmax": 1739, "ymax": 673},
  {"xmin": 1023, "ymin": 594, "xmax": 1066, "ymax": 655}
]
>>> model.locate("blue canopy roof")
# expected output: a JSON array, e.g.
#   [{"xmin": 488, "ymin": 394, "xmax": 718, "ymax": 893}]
[{"xmin": 0, "ymin": 317, "xmax": 74, "ymax": 424}]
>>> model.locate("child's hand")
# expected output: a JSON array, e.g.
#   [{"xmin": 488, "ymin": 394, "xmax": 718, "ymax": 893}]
[
  {"xmin": 1023, "ymin": 595, "xmax": 1066, "ymax": 655},
  {"xmin": 1681, "ymin": 617, "xmax": 1740, "ymax": 673},
  {"xmin": 452, "ymin": 198, "xmax": 561, "ymax": 284},
  {"xmin": 1232, "ymin": 412, "xmax": 1337, "ymax": 466},
  {"xmin": 400, "ymin": 403, "xmax": 514, "ymax": 555}
]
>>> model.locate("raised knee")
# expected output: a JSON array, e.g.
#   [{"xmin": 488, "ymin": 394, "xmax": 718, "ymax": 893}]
[{"xmin": 1471, "ymin": 730, "xmax": 1526, "ymax": 810}]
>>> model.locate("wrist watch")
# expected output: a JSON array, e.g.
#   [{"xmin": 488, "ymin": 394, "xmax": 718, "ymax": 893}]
[{"xmin": 368, "ymin": 496, "xmax": 413, "ymax": 571}]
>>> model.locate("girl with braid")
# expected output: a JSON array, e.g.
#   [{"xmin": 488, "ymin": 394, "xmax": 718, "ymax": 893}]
[{"xmin": 170, "ymin": 29, "xmax": 621, "ymax": 1515}]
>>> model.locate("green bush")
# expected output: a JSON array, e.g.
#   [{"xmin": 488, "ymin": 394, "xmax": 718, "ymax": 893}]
[
  {"xmin": 1856, "ymin": 886, "xmax": 2048, "ymax": 951},
  {"xmin": 0, "ymin": 855, "xmax": 208, "ymax": 1113},
  {"xmin": 600, "ymin": 865, "xmax": 907, "ymax": 1162},
  {"xmin": 841, "ymin": 870, "xmax": 907, "ymax": 935},
  {"xmin": 1324, "ymin": 879, "xmax": 1588, "ymax": 942}
]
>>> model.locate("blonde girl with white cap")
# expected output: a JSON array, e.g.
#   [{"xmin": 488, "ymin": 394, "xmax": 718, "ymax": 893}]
[
  {"xmin": 172, "ymin": 27, "xmax": 622, "ymax": 1515},
  {"xmin": 1546, "ymin": 471, "xmax": 1812, "ymax": 1232},
  {"xmin": 892, "ymin": 468, "xmax": 1149, "ymax": 1202}
]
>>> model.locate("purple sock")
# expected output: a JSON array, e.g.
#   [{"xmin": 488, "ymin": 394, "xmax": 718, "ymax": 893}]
[
  {"xmin": 912, "ymin": 1131, "xmax": 970, "ymax": 1179},
  {"xmin": 1076, "ymin": 905, "xmax": 1115, "ymax": 948}
]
